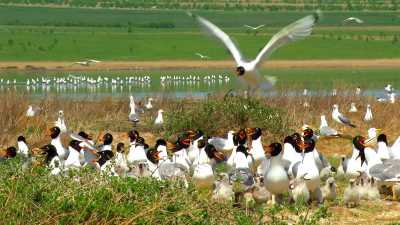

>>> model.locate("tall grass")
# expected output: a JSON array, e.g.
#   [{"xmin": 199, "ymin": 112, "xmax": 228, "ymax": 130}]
[
  {"xmin": 1, "ymin": 91, "xmax": 400, "ymax": 224},
  {"xmin": 1, "ymin": 89, "xmax": 400, "ymax": 157}
]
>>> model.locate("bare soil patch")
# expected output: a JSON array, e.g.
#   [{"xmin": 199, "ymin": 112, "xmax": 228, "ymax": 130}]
[{"xmin": 1, "ymin": 59, "xmax": 400, "ymax": 71}]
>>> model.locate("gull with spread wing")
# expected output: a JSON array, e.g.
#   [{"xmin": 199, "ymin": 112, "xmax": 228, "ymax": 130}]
[
  {"xmin": 190, "ymin": 11, "xmax": 320, "ymax": 91},
  {"xmin": 244, "ymin": 24, "xmax": 265, "ymax": 30}
]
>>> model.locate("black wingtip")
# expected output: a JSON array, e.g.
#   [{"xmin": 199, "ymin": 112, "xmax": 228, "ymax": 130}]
[
  {"xmin": 186, "ymin": 11, "xmax": 195, "ymax": 18},
  {"xmin": 313, "ymin": 10, "xmax": 322, "ymax": 23}
]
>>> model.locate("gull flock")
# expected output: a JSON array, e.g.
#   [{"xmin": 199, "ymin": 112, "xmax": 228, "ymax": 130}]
[
  {"xmin": 1, "ymin": 11, "xmax": 400, "ymax": 212},
  {"xmin": 1, "ymin": 88, "xmax": 400, "ymax": 208}
]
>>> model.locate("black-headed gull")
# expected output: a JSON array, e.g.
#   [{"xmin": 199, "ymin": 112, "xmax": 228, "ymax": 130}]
[{"xmin": 191, "ymin": 11, "xmax": 320, "ymax": 90}]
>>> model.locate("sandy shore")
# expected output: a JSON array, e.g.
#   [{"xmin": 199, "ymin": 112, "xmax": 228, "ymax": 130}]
[{"xmin": 1, "ymin": 59, "xmax": 400, "ymax": 71}]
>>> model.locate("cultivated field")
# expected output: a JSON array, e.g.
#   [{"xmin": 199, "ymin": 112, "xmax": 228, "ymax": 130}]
[{"xmin": 0, "ymin": 7, "xmax": 399, "ymax": 61}]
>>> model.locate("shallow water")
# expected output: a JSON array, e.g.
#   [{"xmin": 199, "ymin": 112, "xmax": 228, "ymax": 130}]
[{"xmin": 0, "ymin": 70, "xmax": 393, "ymax": 99}]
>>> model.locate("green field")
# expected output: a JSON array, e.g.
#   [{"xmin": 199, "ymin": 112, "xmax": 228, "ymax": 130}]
[
  {"xmin": 0, "ymin": 0, "xmax": 399, "ymax": 11},
  {"xmin": 0, "ymin": 6, "xmax": 399, "ymax": 61}
]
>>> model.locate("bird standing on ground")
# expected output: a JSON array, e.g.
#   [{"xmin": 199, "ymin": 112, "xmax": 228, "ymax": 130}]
[
  {"xmin": 145, "ymin": 98, "xmax": 153, "ymax": 109},
  {"xmin": 128, "ymin": 96, "xmax": 140, "ymax": 123},
  {"xmin": 332, "ymin": 104, "xmax": 356, "ymax": 127},
  {"xmin": 154, "ymin": 109, "xmax": 164, "ymax": 125},
  {"xmin": 321, "ymin": 177, "xmax": 337, "ymax": 202},
  {"xmin": 349, "ymin": 103, "xmax": 358, "ymax": 112},
  {"xmin": 263, "ymin": 142, "xmax": 289, "ymax": 204},
  {"xmin": 319, "ymin": 115, "xmax": 339, "ymax": 137},
  {"xmin": 344, "ymin": 179, "xmax": 360, "ymax": 207},
  {"xmin": 17, "ymin": 136, "xmax": 29, "ymax": 158},
  {"xmin": 364, "ymin": 104, "xmax": 373, "ymax": 121},
  {"xmin": 48, "ymin": 126, "xmax": 68, "ymax": 160},
  {"xmin": 55, "ymin": 110, "xmax": 67, "ymax": 133},
  {"xmin": 26, "ymin": 105, "xmax": 40, "ymax": 117}
]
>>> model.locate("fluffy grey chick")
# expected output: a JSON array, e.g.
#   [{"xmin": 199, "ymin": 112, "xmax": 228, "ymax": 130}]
[
  {"xmin": 252, "ymin": 181, "xmax": 271, "ymax": 204},
  {"xmin": 212, "ymin": 173, "xmax": 234, "ymax": 202},
  {"xmin": 290, "ymin": 178, "xmax": 310, "ymax": 203},
  {"xmin": 344, "ymin": 179, "xmax": 360, "ymax": 208},
  {"xmin": 367, "ymin": 177, "xmax": 380, "ymax": 201},
  {"xmin": 321, "ymin": 177, "xmax": 337, "ymax": 202}
]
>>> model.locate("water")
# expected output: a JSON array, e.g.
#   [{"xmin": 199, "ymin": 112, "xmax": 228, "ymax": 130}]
[{"xmin": 0, "ymin": 70, "xmax": 392, "ymax": 99}]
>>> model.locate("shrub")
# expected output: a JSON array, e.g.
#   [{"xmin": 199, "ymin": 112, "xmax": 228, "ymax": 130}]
[{"xmin": 163, "ymin": 96, "xmax": 287, "ymax": 137}]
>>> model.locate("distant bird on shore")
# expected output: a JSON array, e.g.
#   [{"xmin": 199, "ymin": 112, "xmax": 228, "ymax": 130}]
[
  {"xmin": 145, "ymin": 98, "xmax": 154, "ymax": 110},
  {"xmin": 343, "ymin": 17, "xmax": 364, "ymax": 24},
  {"xmin": 385, "ymin": 84, "xmax": 393, "ymax": 93},
  {"xmin": 128, "ymin": 96, "xmax": 140, "ymax": 123},
  {"xmin": 244, "ymin": 24, "xmax": 265, "ymax": 30},
  {"xmin": 190, "ymin": 11, "xmax": 320, "ymax": 91},
  {"xmin": 55, "ymin": 110, "xmax": 67, "ymax": 133},
  {"xmin": 364, "ymin": 104, "xmax": 373, "ymax": 121},
  {"xmin": 195, "ymin": 53, "xmax": 210, "ymax": 60},
  {"xmin": 356, "ymin": 87, "xmax": 361, "ymax": 96},
  {"xmin": 349, "ymin": 103, "xmax": 358, "ymax": 113},
  {"xmin": 154, "ymin": 109, "xmax": 164, "ymax": 125},
  {"xmin": 332, "ymin": 104, "xmax": 356, "ymax": 128},
  {"xmin": 73, "ymin": 59, "xmax": 101, "ymax": 66},
  {"xmin": 26, "ymin": 105, "xmax": 40, "ymax": 117}
]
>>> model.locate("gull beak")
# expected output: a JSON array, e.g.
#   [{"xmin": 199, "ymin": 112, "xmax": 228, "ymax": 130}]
[
  {"xmin": 364, "ymin": 137, "xmax": 376, "ymax": 148},
  {"xmin": 45, "ymin": 129, "xmax": 52, "ymax": 136},
  {"xmin": 376, "ymin": 128, "xmax": 382, "ymax": 133},
  {"xmin": 187, "ymin": 130, "xmax": 196, "ymax": 139},
  {"xmin": 181, "ymin": 138, "xmax": 191, "ymax": 146},
  {"xmin": 121, "ymin": 133, "xmax": 129, "ymax": 139},
  {"xmin": 263, "ymin": 145, "xmax": 272, "ymax": 157},
  {"xmin": 213, "ymin": 151, "xmax": 226, "ymax": 161},
  {"xmin": 32, "ymin": 147, "xmax": 43, "ymax": 155},
  {"xmin": 245, "ymin": 128, "xmax": 256, "ymax": 136},
  {"xmin": 155, "ymin": 152, "xmax": 161, "ymax": 160},
  {"xmin": 166, "ymin": 141, "xmax": 176, "ymax": 151}
]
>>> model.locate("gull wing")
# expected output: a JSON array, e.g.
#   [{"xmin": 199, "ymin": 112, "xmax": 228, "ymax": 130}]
[
  {"xmin": 319, "ymin": 126, "xmax": 338, "ymax": 136},
  {"xmin": 341, "ymin": 157, "xmax": 349, "ymax": 173},
  {"xmin": 252, "ymin": 12, "xmax": 319, "ymax": 68},
  {"xmin": 338, "ymin": 114, "xmax": 356, "ymax": 128},
  {"xmin": 244, "ymin": 25, "xmax": 255, "ymax": 29},
  {"xmin": 381, "ymin": 160, "xmax": 400, "ymax": 181},
  {"xmin": 192, "ymin": 13, "xmax": 243, "ymax": 65},
  {"xmin": 129, "ymin": 113, "xmax": 140, "ymax": 123},
  {"xmin": 208, "ymin": 137, "xmax": 226, "ymax": 150},
  {"xmin": 254, "ymin": 24, "xmax": 265, "ymax": 29}
]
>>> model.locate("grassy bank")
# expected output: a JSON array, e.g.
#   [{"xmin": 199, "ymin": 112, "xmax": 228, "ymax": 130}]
[
  {"xmin": 2, "ymin": 91, "xmax": 400, "ymax": 224},
  {"xmin": 0, "ymin": 7, "xmax": 399, "ymax": 61}
]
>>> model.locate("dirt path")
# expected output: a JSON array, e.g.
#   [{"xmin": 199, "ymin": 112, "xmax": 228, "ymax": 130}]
[{"xmin": 1, "ymin": 59, "xmax": 400, "ymax": 71}]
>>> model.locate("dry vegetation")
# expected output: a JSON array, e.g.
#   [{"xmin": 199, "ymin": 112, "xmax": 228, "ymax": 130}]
[{"xmin": 2, "ymin": 90, "xmax": 400, "ymax": 224}]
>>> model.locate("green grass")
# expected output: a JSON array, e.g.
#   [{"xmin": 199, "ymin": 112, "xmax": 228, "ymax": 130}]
[
  {"xmin": 1, "ymin": 7, "xmax": 400, "ymax": 27},
  {"xmin": 1, "ymin": 26, "xmax": 400, "ymax": 61},
  {"xmin": 0, "ymin": 156, "xmax": 332, "ymax": 224},
  {"xmin": 0, "ymin": 7, "xmax": 399, "ymax": 61}
]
